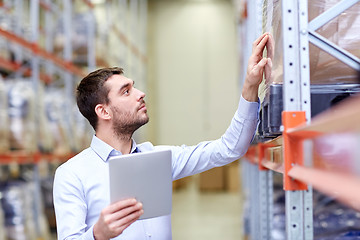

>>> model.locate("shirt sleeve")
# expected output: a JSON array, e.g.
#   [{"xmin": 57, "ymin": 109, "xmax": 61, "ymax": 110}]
[
  {"xmin": 53, "ymin": 165, "xmax": 95, "ymax": 240},
  {"xmin": 169, "ymin": 95, "xmax": 260, "ymax": 180}
]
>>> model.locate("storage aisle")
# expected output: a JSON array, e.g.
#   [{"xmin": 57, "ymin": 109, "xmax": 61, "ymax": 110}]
[{"xmin": 172, "ymin": 176, "xmax": 244, "ymax": 240}]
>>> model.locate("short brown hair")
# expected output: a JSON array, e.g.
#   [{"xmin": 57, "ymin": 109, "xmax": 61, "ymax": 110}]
[{"xmin": 76, "ymin": 67, "xmax": 124, "ymax": 131}]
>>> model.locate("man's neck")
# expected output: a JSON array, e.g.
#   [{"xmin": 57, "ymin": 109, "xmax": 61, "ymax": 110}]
[{"xmin": 96, "ymin": 131, "xmax": 134, "ymax": 155}]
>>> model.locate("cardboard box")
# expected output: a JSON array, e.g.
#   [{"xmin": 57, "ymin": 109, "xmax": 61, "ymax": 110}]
[
  {"xmin": 225, "ymin": 161, "xmax": 240, "ymax": 192},
  {"xmin": 199, "ymin": 166, "xmax": 225, "ymax": 191},
  {"xmin": 173, "ymin": 176, "xmax": 192, "ymax": 190}
]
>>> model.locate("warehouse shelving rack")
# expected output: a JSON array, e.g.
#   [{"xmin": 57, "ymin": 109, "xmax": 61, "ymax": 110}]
[
  {"xmin": 241, "ymin": 0, "xmax": 360, "ymax": 239},
  {"xmin": 0, "ymin": 0, "xmax": 149, "ymax": 162},
  {"xmin": 0, "ymin": 1, "xmax": 148, "ymax": 238},
  {"xmin": 0, "ymin": 1, "xmax": 96, "ymax": 238}
]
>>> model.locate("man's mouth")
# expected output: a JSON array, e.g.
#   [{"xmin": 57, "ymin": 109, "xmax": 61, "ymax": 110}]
[{"xmin": 138, "ymin": 103, "xmax": 146, "ymax": 111}]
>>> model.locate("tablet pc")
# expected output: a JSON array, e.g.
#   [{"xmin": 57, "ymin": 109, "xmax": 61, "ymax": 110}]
[{"xmin": 108, "ymin": 149, "xmax": 172, "ymax": 220}]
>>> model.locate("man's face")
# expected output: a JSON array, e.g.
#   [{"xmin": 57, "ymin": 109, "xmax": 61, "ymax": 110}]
[{"xmin": 105, "ymin": 74, "xmax": 149, "ymax": 136}]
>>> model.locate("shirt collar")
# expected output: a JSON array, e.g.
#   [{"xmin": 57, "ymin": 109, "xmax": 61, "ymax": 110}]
[{"xmin": 90, "ymin": 135, "xmax": 138, "ymax": 162}]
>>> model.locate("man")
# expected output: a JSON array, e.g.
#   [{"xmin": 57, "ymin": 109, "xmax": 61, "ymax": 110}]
[{"xmin": 53, "ymin": 33, "xmax": 272, "ymax": 240}]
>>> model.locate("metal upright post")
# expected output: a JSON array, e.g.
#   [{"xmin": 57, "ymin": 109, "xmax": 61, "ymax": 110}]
[
  {"xmin": 249, "ymin": 161, "xmax": 260, "ymax": 240},
  {"xmin": 29, "ymin": 0, "xmax": 42, "ymax": 238},
  {"xmin": 139, "ymin": 0, "xmax": 148, "ymax": 88},
  {"xmin": 13, "ymin": 0, "xmax": 24, "ymax": 68},
  {"xmin": 258, "ymin": 144, "xmax": 273, "ymax": 240},
  {"xmin": 281, "ymin": 0, "xmax": 313, "ymax": 239},
  {"xmin": 241, "ymin": 160, "xmax": 251, "ymax": 238},
  {"xmin": 129, "ymin": 0, "xmax": 139, "ymax": 78},
  {"xmin": 255, "ymin": 1, "xmax": 275, "ymax": 238},
  {"xmin": 44, "ymin": 0, "xmax": 55, "ymax": 77},
  {"xmin": 86, "ymin": 9, "xmax": 96, "ymax": 72},
  {"xmin": 62, "ymin": 0, "xmax": 76, "ymax": 152},
  {"xmin": 244, "ymin": 1, "xmax": 275, "ymax": 239}
]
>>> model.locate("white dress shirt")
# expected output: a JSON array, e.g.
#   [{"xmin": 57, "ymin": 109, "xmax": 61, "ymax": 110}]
[{"xmin": 53, "ymin": 96, "xmax": 259, "ymax": 240}]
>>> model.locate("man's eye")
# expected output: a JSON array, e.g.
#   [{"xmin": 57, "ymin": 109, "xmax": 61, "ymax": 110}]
[{"xmin": 124, "ymin": 89, "xmax": 130, "ymax": 95}]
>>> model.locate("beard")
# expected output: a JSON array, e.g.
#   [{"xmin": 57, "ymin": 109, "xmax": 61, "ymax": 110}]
[{"xmin": 110, "ymin": 105, "xmax": 149, "ymax": 138}]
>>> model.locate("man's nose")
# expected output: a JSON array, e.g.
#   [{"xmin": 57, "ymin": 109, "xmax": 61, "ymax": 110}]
[{"xmin": 136, "ymin": 88, "xmax": 146, "ymax": 100}]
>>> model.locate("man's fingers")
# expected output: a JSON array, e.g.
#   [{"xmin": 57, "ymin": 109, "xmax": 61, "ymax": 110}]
[
  {"xmin": 253, "ymin": 32, "xmax": 269, "ymax": 46},
  {"xmin": 109, "ymin": 208, "xmax": 144, "ymax": 233},
  {"xmin": 251, "ymin": 58, "xmax": 268, "ymax": 77},
  {"xmin": 98, "ymin": 201, "xmax": 144, "ymax": 238},
  {"xmin": 253, "ymin": 34, "xmax": 269, "ymax": 56},
  {"xmin": 266, "ymin": 34, "xmax": 275, "ymax": 59},
  {"xmin": 111, "ymin": 202, "xmax": 143, "ymax": 222},
  {"xmin": 256, "ymin": 58, "xmax": 268, "ymax": 69},
  {"xmin": 264, "ymin": 58, "xmax": 273, "ymax": 83},
  {"xmin": 106, "ymin": 198, "xmax": 138, "ymax": 214}
]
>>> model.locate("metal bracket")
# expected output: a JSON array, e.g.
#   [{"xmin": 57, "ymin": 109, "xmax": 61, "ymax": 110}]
[{"xmin": 282, "ymin": 111, "xmax": 308, "ymax": 191}]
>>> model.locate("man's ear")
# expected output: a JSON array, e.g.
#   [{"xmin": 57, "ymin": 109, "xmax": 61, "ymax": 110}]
[{"xmin": 95, "ymin": 104, "xmax": 111, "ymax": 120}]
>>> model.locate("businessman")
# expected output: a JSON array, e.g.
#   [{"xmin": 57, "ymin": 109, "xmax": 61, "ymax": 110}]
[{"xmin": 53, "ymin": 32, "xmax": 272, "ymax": 240}]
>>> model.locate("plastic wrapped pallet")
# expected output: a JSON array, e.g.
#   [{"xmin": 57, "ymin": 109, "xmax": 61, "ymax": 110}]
[
  {"xmin": 73, "ymin": 105, "xmax": 93, "ymax": 153},
  {"xmin": 6, "ymin": 79, "xmax": 37, "ymax": 152},
  {"xmin": 44, "ymin": 88, "xmax": 72, "ymax": 155},
  {"xmin": 261, "ymin": 0, "xmax": 360, "ymax": 96},
  {"xmin": 0, "ymin": 76, "xmax": 9, "ymax": 153},
  {"xmin": 54, "ymin": 12, "xmax": 96, "ymax": 66},
  {"xmin": 37, "ymin": 83, "xmax": 55, "ymax": 153},
  {"xmin": 0, "ymin": 181, "xmax": 37, "ymax": 240},
  {"xmin": 0, "ymin": 200, "xmax": 6, "ymax": 240},
  {"xmin": 0, "ymin": 180, "xmax": 51, "ymax": 240}
]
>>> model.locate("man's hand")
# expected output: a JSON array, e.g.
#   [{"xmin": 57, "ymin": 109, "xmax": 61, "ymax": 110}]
[
  {"xmin": 93, "ymin": 198, "xmax": 144, "ymax": 240},
  {"xmin": 242, "ymin": 33, "xmax": 273, "ymax": 102}
]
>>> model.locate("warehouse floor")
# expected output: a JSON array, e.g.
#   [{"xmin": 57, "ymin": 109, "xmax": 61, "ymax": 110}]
[{"xmin": 172, "ymin": 175, "xmax": 244, "ymax": 240}]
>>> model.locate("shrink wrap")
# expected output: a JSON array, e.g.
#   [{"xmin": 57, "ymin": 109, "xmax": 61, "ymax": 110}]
[{"xmin": 262, "ymin": 0, "xmax": 360, "ymax": 93}]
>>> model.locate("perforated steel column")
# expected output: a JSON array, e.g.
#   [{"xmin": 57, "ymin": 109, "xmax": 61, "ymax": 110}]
[{"xmin": 282, "ymin": 0, "xmax": 313, "ymax": 239}]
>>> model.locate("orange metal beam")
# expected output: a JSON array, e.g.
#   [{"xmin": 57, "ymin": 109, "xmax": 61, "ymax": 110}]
[
  {"xmin": 245, "ymin": 145, "xmax": 257, "ymax": 164},
  {"xmin": 288, "ymin": 165, "xmax": 360, "ymax": 211},
  {"xmin": 287, "ymin": 94, "xmax": 360, "ymax": 138},
  {"xmin": 0, "ymin": 56, "xmax": 53, "ymax": 83},
  {"xmin": 0, "ymin": 56, "xmax": 21, "ymax": 71},
  {"xmin": 261, "ymin": 160, "xmax": 284, "ymax": 173},
  {"xmin": 0, "ymin": 151, "xmax": 75, "ymax": 164},
  {"xmin": 282, "ymin": 111, "xmax": 308, "ymax": 191},
  {"xmin": 0, "ymin": 27, "xmax": 86, "ymax": 77},
  {"xmin": 257, "ymin": 143, "xmax": 267, "ymax": 170}
]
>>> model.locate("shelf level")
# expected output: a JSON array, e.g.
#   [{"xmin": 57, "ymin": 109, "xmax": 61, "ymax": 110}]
[{"xmin": 0, "ymin": 27, "xmax": 86, "ymax": 77}]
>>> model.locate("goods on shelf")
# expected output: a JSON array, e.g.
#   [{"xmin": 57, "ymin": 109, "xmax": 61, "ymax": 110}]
[
  {"xmin": 54, "ymin": 12, "xmax": 96, "ymax": 66},
  {"xmin": 0, "ymin": 76, "xmax": 9, "ymax": 153},
  {"xmin": 0, "ymin": 0, "xmax": 148, "ymax": 237},
  {"xmin": 259, "ymin": 83, "xmax": 360, "ymax": 137},
  {"xmin": 242, "ymin": 0, "xmax": 360, "ymax": 238},
  {"xmin": 0, "ymin": 201, "xmax": 5, "ymax": 240},
  {"xmin": 243, "ymin": 173, "xmax": 360, "ymax": 240},
  {"xmin": 6, "ymin": 79, "xmax": 36, "ymax": 152},
  {"xmin": 37, "ymin": 83, "xmax": 55, "ymax": 153},
  {"xmin": 40, "ymin": 173, "xmax": 57, "ymax": 231},
  {"xmin": 308, "ymin": 1, "xmax": 360, "ymax": 85},
  {"xmin": 262, "ymin": 0, "xmax": 360, "ymax": 90},
  {"xmin": 72, "ymin": 105, "xmax": 93, "ymax": 153},
  {"xmin": 273, "ymin": 185, "xmax": 360, "ymax": 240},
  {"xmin": 258, "ymin": 0, "xmax": 360, "ymax": 138},
  {"xmin": 44, "ymin": 87, "xmax": 72, "ymax": 155},
  {"xmin": 0, "ymin": 178, "xmax": 51, "ymax": 240}
]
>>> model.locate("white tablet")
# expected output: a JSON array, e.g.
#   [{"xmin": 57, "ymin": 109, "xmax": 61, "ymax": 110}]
[{"xmin": 108, "ymin": 149, "xmax": 172, "ymax": 220}]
